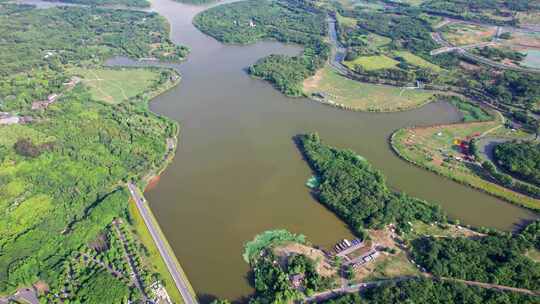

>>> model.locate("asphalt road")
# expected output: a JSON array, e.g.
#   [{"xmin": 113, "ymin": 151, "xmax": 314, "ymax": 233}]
[
  {"xmin": 128, "ymin": 183, "xmax": 198, "ymax": 304},
  {"xmin": 326, "ymin": 15, "xmax": 349, "ymax": 75}
]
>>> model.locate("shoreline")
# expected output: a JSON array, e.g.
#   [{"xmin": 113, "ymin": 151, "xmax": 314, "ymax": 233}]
[
  {"xmin": 389, "ymin": 128, "xmax": 540, "ymax": 212},
  {"xmin": 114, "ymin": 62, "xmax": 197, "ymax": 303},
  {"xmin": 302, "ymin": 66, "xmax": 441, "ymax": 113}
]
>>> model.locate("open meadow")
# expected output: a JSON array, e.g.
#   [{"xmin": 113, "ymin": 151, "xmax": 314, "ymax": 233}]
[
  {"xmin": 441, "ymin": 23, "xmax": 496, "ymax": 46},
  {"xmin": 343, "ymin": 55, "xmax": 399, "ymax": 71},
  {"xmin": 392, "ymin": 120, "xmax": 540, "ymax": 210},
  {"xmin": 394, "ymin": 51, "xmax": 443, "ymax": 72},
  {"xmin": 303, "ymin": 67, "xmax": 436, "ymax": 111},
  {"xmin": 70, "ymin": 68, "xmax": 160, "ymax": 104}
]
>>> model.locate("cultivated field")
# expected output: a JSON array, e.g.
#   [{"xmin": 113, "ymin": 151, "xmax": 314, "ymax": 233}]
[
  {"xmin": 392, "ymin": 121, "xmax": 540, "ymax": 210},
  {"xmin": 70, "ymin": 68, "xmax": 160, "ymax": 104},
  {"xmin": 343, "ymin": 55, "xmax": 399, "ymax": 71},
  {"xmin": 303, "ymin": 67, "xmax": 436, "ymax": 111},
  {"xmin": 394, "ymin": 51, "xmax": 443, "ymax": 72},
  {"xmin": 441, "ymin": 23, "xmax": 496, "ymax": 46},
  {"xmin": 336, "ymin": 12, "xmax": 357, "ymax": 30}
]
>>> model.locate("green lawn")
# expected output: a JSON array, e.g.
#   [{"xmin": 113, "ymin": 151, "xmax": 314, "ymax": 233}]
[
  {"xmin": 336, "ymin": 12, "xmax": 357, "ymax": 30},
  {"xmin": 365, "ymin": 252, "xmax": 420, "ymax": 281},
  {"xmin": 361, "ymin": 33, "xmax": 392, "ymax": 48},
  {"xmin": 394, "ymin": 51, "xmax": 442, "ymax": 72},
  {"xmin": 344, "ymin": 55, "xmax": 399, "ymax": 71},
  {"xmin": 70, "ymin": 68, "xmax": 160, "ymax": 104},
  {"xmin": 391, "ymin": 121, "xmax": 540, "ymax": 210},
  {"xmin": 128, "ymin": 202, "xmax": 186, "ymax": 304},
  {"xmin": 304, "ymin": 67, "xmax": 437, "ymax": 111}
]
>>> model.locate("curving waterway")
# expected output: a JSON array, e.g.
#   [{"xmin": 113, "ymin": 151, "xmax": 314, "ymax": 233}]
[{"xmin": 17, "ymin": 0, "xmax": 538, "ymax": 301}]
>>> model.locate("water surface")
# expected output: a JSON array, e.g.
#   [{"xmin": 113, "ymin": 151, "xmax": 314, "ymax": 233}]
[{"xmin": 23, "ymin": 0, "xmax": 538, "ymax": 300}]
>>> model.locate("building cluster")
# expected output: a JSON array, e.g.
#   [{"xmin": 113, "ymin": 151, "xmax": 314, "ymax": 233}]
[
  {"xmin": 349, "ymin": 250, "xmax": 380, "ymax": 269},
  {"xmin": 149, "ymin": 282, "xmax": 172, "ymax": 304},
  {"xmin": 334, "ymin": 238, "xmax": 363, "ymax": 254}
]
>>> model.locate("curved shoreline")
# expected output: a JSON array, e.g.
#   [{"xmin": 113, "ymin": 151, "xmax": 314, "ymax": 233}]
[
  {"xmin": 118, "ymin": 3, "xmax": 536, "ymax": 296},
  {"xmin": 390, "ymin": 128, "xmax": 540, "ymax": 212}
]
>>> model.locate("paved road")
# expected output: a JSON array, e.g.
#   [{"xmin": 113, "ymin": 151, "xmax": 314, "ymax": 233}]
[
  {"xmin": 430, "ymin": 20, "xmax": 540, "ymax": 74},
  {"xmin": 305, "ymin": 277, "xmax": 410, "ymax": 302},
  {"xmin": 326, "ymin": 15, "xmax": 349, "ymax": 76},
  {"xmin": 305, "ymin": 273, "xmax": 540, "ymax": 302},
  {"xmin": 128, "ymin": 183, "xmax": 198, "ymax": 304}
]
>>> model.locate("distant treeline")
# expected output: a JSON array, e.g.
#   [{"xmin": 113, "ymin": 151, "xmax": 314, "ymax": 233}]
[
  {"xmin": 323, "ymin": 278, "xmax": 539, "ymax": 303},
  {"xmin": 194, "ymin": 0, "xmax": 329, "ymax": 96},
  {"xmin": 411, "ymin": 220, "xmax": 540, "ymax": 290},
  {"xmin": 44, "ymin": 0, "xmax": 150, "ymax": 7},
  {"xmin": 494, "ymin": 141, "xmax": 540, "ymax": 187}
]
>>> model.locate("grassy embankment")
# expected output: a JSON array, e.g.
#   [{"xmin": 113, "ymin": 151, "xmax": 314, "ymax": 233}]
[
  {"xmin": 71, "ymin": 65, "xmax": 193, "ymax": 302},
  {"xmin": 391, "ymin": 116, "xmax": 540, "ymax": 210},
  {"xmin": 343, "ymin": 55, "xmax": 399, "ymax": 71},
  {"xmin": 128, "ymin": 201, "xmax": 190, "ymax": 304},
  {"xmin": 303, "ymin": 67, "xmax": 437, "ymax": 111}
]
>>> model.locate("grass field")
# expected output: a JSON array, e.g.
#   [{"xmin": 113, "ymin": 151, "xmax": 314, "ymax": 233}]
[
  {"xmin": 526, "ymin": 248, "xmax": 540, "ymax": 262},
  {"xmin": 128, "ymin": 201, "xmax": 185, "ymax": 304},
  {"xmin": 394, "ymin": 51, "xmax": 442, "ymax": 72},
  {"xmin": 361, "ymin": 33, "xmax": 392, "ymax": 48},
  {"xmin": 392, "ymin": 121, "xmax": 540, "ymax": 210},
  {"xmin": 399, "ymin": 0, "xmax": 428, "ymax": 5},
  {"xmin": 441, "ymin": 23, "xmax": 496, "ymax": 46},
  {"xmin": 407, "ymin": 222, "xmax": 482, "ymax": 239},
  {"xmin": 343, "ymin": 55, "xmax": 399, "ymax": 71},
  {"xmin": 334, "ymin": 0, "xmax": 383, "ymax": 11},
  {"xmin": 70, "ymin": 68, "xmax": 160, "ymax": 104},
  {"xmin": 336, "ymin": 12, "xmax": 357, "ymax": 30},
  {"xmin": 303, "ymin": 67, "xmax": 436, "ymax": 111},
  {"xmin": 364, "ymin": 252, "xmax": 420, "ymax": 281}
]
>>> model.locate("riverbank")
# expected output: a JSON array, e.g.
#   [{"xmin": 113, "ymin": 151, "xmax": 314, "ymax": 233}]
[
  {"xmin": 120, "ymin": 64, "xmax": 198, "ymax": 303},
  {"xmin": 303, "ymin": 66, "xmax": 439, "ymax": 112},
  {"xmin": 391, "ymin": 124, "xmax": 540, "ymax": 211}
]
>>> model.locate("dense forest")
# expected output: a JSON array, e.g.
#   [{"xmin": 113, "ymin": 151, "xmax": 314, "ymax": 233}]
[
  {"xmin": 353, "ymin": 11, "xmax": 437, "ymax": 57},
  {"xmin": 323, "ymin": 279, "xmax": 539, "ymax": 303},
  {"xmin": 0, "ymin": 3, "xmax": 182, "ymax": 300},
  {"xmin": 250, "ymin": 252, "xmax": 335, "ymax": 303},
  {"xmin": 411, "ymin": 220, "xmax": 540, "ymax": 290},
  {"xmin": 174, "ymin": 0, "xmax": 216, "ymax": 4},
  {"xmin": 486, "ymin": 71, "xmax": 540, "ymax": 110},
  {"xmin": 46, "ymin": 0, "xmax": 150, "ymax": 7},
  {"xmin": 494, "ymin": 141, "xmax": 540, "ymax": 187},
  {"xmin": 418, "ymin": 0, "xmax": 533, "ymax": 25},
  {"xmin": 296, "ymin": 133, "xmax": 445, "ymax": 237},
  {"xmin": 193, "ymin": 0, "xmax": 329, "ymax": 96},
  {"xmin": 0, "ymin": 5, "xmax": 188, "ymax": 77}
]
